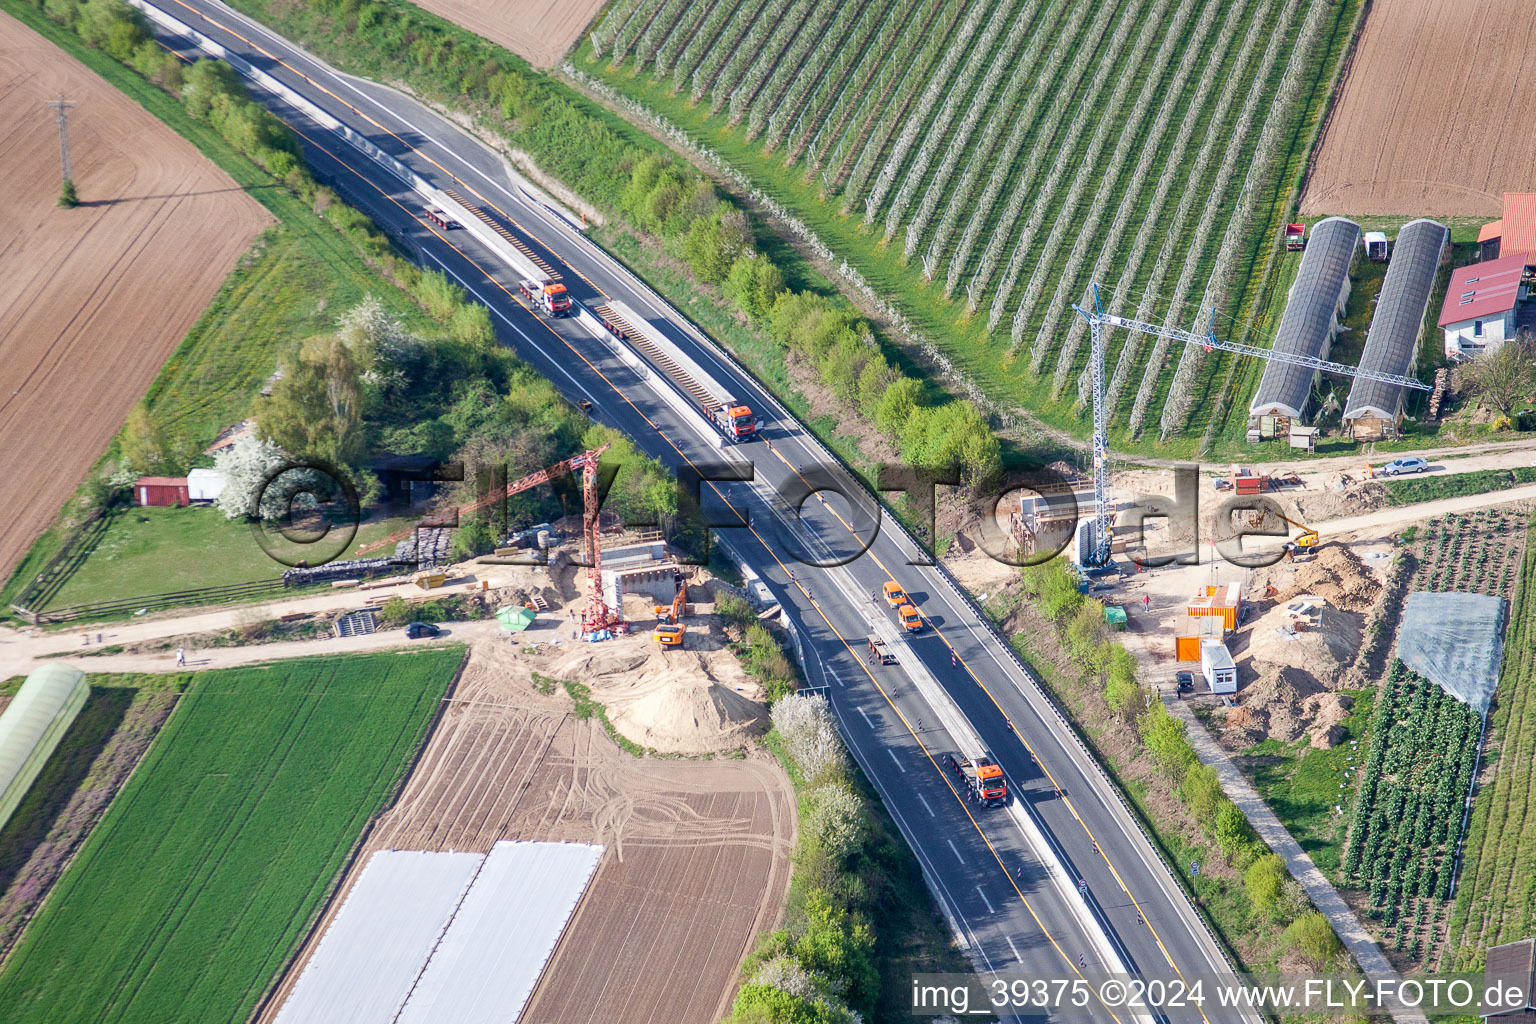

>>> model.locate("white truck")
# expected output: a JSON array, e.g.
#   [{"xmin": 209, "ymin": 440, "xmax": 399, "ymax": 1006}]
[{"xmin": 599, "ymin": 300, "xmax": 760, "ymax": 443}]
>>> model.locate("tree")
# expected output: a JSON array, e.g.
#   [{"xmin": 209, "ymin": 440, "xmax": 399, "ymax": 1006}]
[
  {"xmin": 1213, "ymin": 800, "xmax": 1256, "ymax": 861},
  {"xmin": 1245, "ymin": 853, "xmax": 1288, "ymax": 918},
  {"xmin": 1463, "ymin": 331, "xmax": 1536, "ymax": 418},
  {"xmin": 1180, "ymin": 763, "xmax": 1223, "ymax": 821},
  {"xmin": 58, "ymin": 178, "xmax": 78, "ymax": 208},
  {"xmin": 726, "ymin": 255, "xmax": 787, "ymax": 322},
  {"xmin": 119, "ymin": 404, "xmax": 168, "ymax": 476},
  {"xmin": 258, "ymin": 333, "xmax": 366, "ymax": 467},
  {"xmin": 1140, "ymin": 703, "xmax": 1195, "ymax": 772},
  {"xmin": 212, "ymin": 433, "xmax": 291, "ymax": 519},
  {"xmin": 1282, "ymin": 912, "xmax": 1342, "ymax": 966}
]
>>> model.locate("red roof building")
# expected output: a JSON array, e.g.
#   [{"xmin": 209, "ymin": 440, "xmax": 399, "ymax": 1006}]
[
  {"xmin": 1439, "ymin": 252, "xmax": 1528, "ymax": 358},
  {"xmin": 1478, "ymin": 194, "xmax": 1536, "ymax": 262},
  {"xmin": 133, "ymin": 477, "xmax": 190, "ymax": 507}
]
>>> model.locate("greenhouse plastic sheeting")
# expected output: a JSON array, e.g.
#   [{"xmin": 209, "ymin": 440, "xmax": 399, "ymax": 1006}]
[{"xmin": 1398, "ymin": 591, "xmax": 1506, "ymax": 712}]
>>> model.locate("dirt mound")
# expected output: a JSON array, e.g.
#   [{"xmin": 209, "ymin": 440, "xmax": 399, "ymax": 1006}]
[
  {"xmin": 1243, "ymin": 601, "xmax": 1360, "ymax": 688},
  {"xmin": 609, "ymin": 676, "xmax": 767, "ymax": 756},
  {"xmin": 1257, "ymin": 544, "xmax": 1381, "ymax": 613},
  {"xmin": 1306, "ymin": 693, "xmax": 1354, "ymax": 749},
  {"xmin": 548, "ymin": 639, "xmax": 768, "ymax": 755}
]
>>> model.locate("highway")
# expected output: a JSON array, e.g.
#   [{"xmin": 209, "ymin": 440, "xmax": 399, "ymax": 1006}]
[{"xmin": 132, "ymin": 2, "xmax": 1251, "ymax": 1019}]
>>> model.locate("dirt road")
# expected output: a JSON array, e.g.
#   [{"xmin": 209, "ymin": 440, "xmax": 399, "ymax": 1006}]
[{"xmin": 0, "ymin": 13, "xmax": 272, "ymax": 581}]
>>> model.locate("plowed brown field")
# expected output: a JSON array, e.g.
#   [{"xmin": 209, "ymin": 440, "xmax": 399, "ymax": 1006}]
[
  {"xmin": 412, "ymin": 0, "xmax": 605, "ymax": 68},
  {"xmin": 1302, "ymin": 0, "xmax": 1536, "ymax": 217},
  {"xmin": 0, "ymin": 13, "xmax": 272, "ymax": 580},
  {"xmin": 258, "ymin": 643, "xmax": 795, "ymax": 1024}
]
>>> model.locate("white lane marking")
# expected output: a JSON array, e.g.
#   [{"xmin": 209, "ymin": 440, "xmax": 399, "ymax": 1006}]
[
  {"xmin": 858, "ymin": 706, "xmax": 875, "ymax": 729},
  {"xmin": 1005, "ymin": 935, "xmax": 1022, "ymax": 962},
  {"xmin": 888, "ymin": 749, "xmax": 907, "ymax": 773},
  {"xmin": 917, "ymin": 793, "xmax": 935, "ymax": 817},
  {"xmin": 976, "ymin": 886, "xmax": 995, "ymax": 914},
  {"xmin": 947, "ymin": 839, "xmax": 965, "ymax": 865}
]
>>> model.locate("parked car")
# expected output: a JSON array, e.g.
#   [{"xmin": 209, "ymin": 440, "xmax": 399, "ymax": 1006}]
[
  {"xmin": 405, "ymin": 621, "xmax": 442, "ymax": 639},
  {"xmin": 1382, "ymin": 457, "xmax": 1428, "ymax": 476},
  {"xmin": 1176, "ymin": 671, "xmax": 1195, "ymax": 693}
]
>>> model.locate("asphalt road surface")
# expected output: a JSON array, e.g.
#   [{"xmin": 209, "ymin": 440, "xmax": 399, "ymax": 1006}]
[{"xmin": 134, "ymin": 2, "xmax": 1252, "ymax": 1019}]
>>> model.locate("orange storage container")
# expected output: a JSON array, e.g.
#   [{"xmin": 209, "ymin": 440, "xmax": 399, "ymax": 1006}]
[{"xmin": 1175, "ymin": 636, "xmax": 1204, "ymax": 662}]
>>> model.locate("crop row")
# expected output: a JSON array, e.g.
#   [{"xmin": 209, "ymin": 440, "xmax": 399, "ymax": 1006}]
[
  {"xmin": 1098, "ymin": 0, "xmax": 1266, "ymax": 416},
  {"xmin": 1063, "ymin": 0, "xmax": 1229, "ymax": 406},
  {"xmin": 0, "ymin": 651, "xmax": 461, "ymax": 1023},
  {"xmin": 1023, "ymin": 0, "xmax": 1200, "ymax": 381},
  {"xmin": 902, "ymin": 0, "xmax": 1043, "ymax": 260},
  {"xmin": 970, "ymin": 4, "xmax": 1130, "ymax": 317},
  {"xmin": 1444, "ymin": 514, "xmax": 1536, "ymax": 966},
  {"xmin": 942, "ymin": 0, "xmax": 1094, "ymax": 299},
  {"xmin": 1343, "ymin": 662, "xmax": 1481, "ymax": 929},
  {"xmin": 582, "ymin": 0, "xmax": 1343, "ymax": 443},
  {"xmin": 880, "ymin": 0, "xmax": 1025, "ymax": 242},
  {"xmin": 1117, "ymin": 0, "xmax": 1279, "ymax": 434}
]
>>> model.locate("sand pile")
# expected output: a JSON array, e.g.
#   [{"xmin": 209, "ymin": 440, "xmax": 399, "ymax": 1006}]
[
  {"xmin": 1257, "ymin": 544, "xmax": 1381, "ymax": 613},
  {"xmin": 549, "ymin": 641, "xmax": 768, "ymax": 755},
  {"xmin": 609, "ymin": 678, "xmax": 767, "ymax": 756},
  {"xmin": 1243, "ymin": 601, "xmax": 1360, "ymax": 686}
]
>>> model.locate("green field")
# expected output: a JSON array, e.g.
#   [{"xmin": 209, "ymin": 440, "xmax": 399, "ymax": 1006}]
[
  {"xmin": 33, "ymin": 506, "xmax": 415, "ymax": 616},
  {"xmin": 1445, "ymin": 514, "xmax": 1536, "ymax": 968},
  {"xmin": 0, "ymin": 649, "xmax": 462, "ymax": 1023},
  {"xmin": 579, "ymin": 0, "xmax": 1362, "ymax": 451}
]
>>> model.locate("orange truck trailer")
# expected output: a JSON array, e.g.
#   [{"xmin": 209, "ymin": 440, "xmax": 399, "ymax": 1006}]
[
  {"xmin": 947, "ymin": 753, "xmax": 1007, "ymax": 806},
  {"xmin": 519, "ymin": 278, "xmax": 572, "ymax": 317}
]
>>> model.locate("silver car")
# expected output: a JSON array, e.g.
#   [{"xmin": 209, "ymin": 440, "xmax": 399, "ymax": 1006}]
[{"xmin": 1382, "ymin": 457, "xmax": 1428, "ymax": 476}]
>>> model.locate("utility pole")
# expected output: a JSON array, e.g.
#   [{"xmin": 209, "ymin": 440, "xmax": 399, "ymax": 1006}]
[{"xmin": 47, "ymin": 94, "xmax": 77, "ymax": 207}]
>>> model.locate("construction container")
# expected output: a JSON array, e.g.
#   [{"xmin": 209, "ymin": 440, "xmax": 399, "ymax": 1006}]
[
  {"xmin": 1201, "ymin": 641, "xmax": 1238, "ymax": 693},
  {"xmin": 1105, "ymin": 606, "xmax": 1127, "ymax": 630},
  {"xmin": 412, "ymin": 570, "xmax": 448, "ymax": 590},
  {"xmin": 1186, "ymin": 583, "xmax": 1242, "ymax": 633},
  {"xmin": 1175, "ymin": 636, "xmax": 1204, "ymax": 662}
]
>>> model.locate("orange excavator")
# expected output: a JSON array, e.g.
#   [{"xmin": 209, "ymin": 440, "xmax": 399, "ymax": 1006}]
[{"xmin": 359, "ymin": 445, "xmax": 625, "ymax": 635}]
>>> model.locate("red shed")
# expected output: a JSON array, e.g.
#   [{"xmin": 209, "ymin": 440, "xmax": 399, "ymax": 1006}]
[{"xmin": 133, "ymin": 476, "xmax": 189, "ymax": 507}]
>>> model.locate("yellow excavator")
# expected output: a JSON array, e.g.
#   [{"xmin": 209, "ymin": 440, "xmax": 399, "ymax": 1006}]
[
  {"xmin": 652, "ymin": 574, "xmax": 687, "ymax": 648},
  {"xmin": 1244, "ymin": 507, "xmax": 1320, "ymax": 556}
]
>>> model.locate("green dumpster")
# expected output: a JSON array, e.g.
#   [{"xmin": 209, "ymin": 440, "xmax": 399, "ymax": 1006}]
[{"xmin": 1105, "ymin": 605, "xmax": 1128, "ymax": 631}]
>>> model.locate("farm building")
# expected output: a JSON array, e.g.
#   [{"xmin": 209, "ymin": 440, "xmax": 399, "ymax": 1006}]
[
  {"xmin": 1249, "ymin": 217, "xmax": 1361, "ymax": 427},
  {"xmin": 1363, "ymin": 231, "xmax": 1389, "ymax": 261},
  {"xmin": 1482, "ymin": 937, "xmax": 1535, "ymax": 1020},
  {"xmin": 1343, "ymin": 219, "xmax": 1448, "ymax": 439},
  {"xmin": 133, "ymin": 476, "xmax": 189, "ymax": 507},
  {"xmin": 1477, "ymin": 193, "xmax": 1536, "ymax": 264},
  {"xmin": 187, "ymin": 467, "xmax": 226, "ymax": 502},
  {"xmin": 1439, "ymin": 252, "xmax": 1528, "ymax": 358},
  {"xmin": 0, "ymin": 664, "xmax": 89, "ymax": 833}
]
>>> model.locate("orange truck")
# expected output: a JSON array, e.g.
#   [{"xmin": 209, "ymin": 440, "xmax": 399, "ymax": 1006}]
[
  {"xmin": 519, "ymin": 278, "xmax": 572, "ymax": 317},
  {"xmin": 948, "ymin": 753, "xmax": 1008, "ymax": 806},
  {"xmin": 882, "ymin": 581, "xmax": 922, "ymax": 632}
]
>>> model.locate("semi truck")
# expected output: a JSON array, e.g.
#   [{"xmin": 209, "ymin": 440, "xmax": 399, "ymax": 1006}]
[
  {"xmin": 597, "ymin": 301, "xmax": 760, "ymax": 443},
  {"xmin": 946, "ymin": 753, "xmax": 1008, "ymax": 806},
  {"xmin": 519, "ymin": 278, "xmax": 571, "ymax": 317}
]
